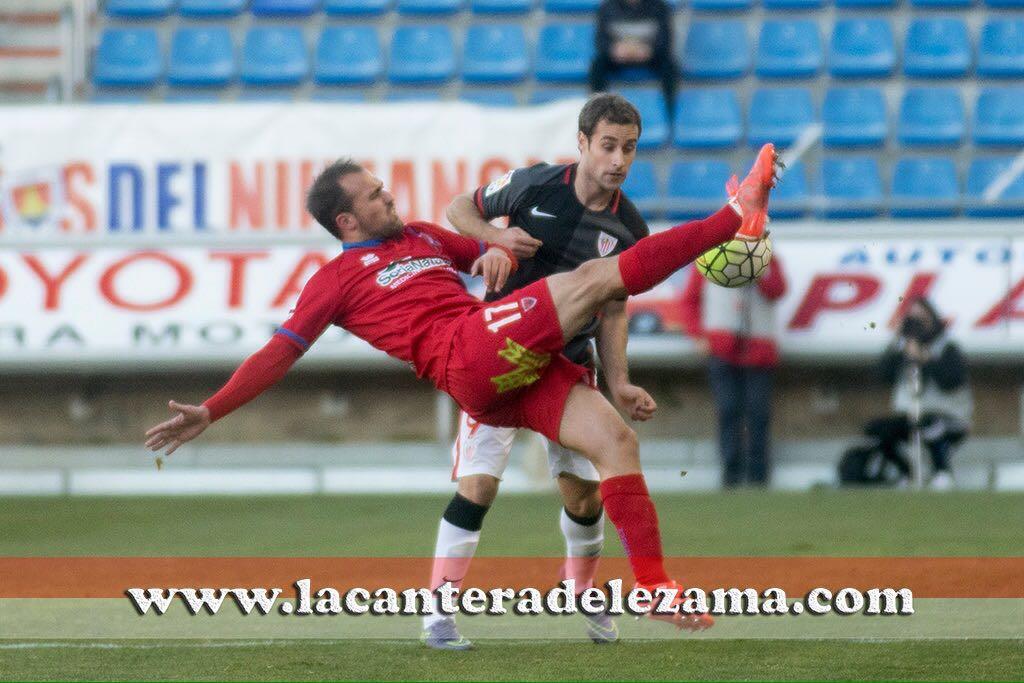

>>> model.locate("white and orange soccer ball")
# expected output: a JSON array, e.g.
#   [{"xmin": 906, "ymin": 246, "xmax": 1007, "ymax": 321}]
[{"xmin": 695, "ymin": 234, "xmax": 773, "ymax": 288}]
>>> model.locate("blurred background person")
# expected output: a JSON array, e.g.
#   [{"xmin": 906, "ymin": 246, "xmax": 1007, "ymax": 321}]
[
  {"xmin": 681, "ymin": 254, "xmax": 787, "ymax": 488},
  {"xmin": 857, "ymin": 298, "xmax": 973, "ymax": 490},
  {"xmin": 589, "ymin": 0, "xmax": 678, "ymax": 125}
]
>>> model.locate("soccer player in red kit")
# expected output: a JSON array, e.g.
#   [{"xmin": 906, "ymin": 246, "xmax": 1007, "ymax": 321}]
[{"xmin": 145, "ymin": 143, "xmax": 779, "ymax": 632}]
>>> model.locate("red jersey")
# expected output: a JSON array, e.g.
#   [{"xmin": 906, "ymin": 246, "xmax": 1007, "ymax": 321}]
[{"xmin": 275, "ymin": 221, "xmax": 486, "ymax": 388}]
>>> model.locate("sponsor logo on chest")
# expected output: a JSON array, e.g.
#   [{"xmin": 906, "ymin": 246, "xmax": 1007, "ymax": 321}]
[
  {"xmin": 375, "ymin": 256, "xmax": 451, "ymax": 289},
  {"xmin": 597, "ymin": 231, "xmax": 619, "ymax": 257}
]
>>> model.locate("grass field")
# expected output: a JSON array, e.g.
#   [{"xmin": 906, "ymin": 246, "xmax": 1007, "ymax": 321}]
[{"xmin": 2, "ymin": 491, "xmax": 1022, "ymax": 681}]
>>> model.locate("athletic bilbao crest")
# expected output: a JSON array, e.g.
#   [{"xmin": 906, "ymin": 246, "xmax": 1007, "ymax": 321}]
[{"xmin": 597, "ymin": 231, "xmax": 618, "ymax": 257}]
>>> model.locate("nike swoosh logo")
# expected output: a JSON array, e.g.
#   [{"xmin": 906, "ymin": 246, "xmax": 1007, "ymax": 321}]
[{"xmin": 530, "ymin": 206, "xmax": 557, "ymax": 218}]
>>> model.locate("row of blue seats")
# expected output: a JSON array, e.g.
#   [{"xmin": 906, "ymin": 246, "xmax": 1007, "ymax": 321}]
[
  {"xmin": 624, "ymin": 86, "xmax": 1024, "ymax": 149},
  {"xmin": 623, "ymin": 157, "xmax": 1024, "ymax": 219},
  {"xmin": 103, "ymin": 0, "xmax": 1024, "ymax": 17},
  {"xmin": 93, "ymin": 17, "xmax": 1024, "ymax": 90}
]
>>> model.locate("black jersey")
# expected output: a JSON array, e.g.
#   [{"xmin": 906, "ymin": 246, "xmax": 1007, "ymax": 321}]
[{"xmin": 472, "ymin": 162, "xmax": 649, "ymax": 365}]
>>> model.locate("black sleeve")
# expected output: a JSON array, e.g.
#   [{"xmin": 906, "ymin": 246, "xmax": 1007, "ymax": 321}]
[
  {"xmin": 923, "ymin": 342, "xmax": 968, "ymax": 392},
  {"xmin": 595, "ymin": 1, "xmax": 612, "ymax": 58},
  {"xmin": 617, "ymin": 195, "xmax": 650, "ymax": 246},
  {"xmin": 473, "ymin": 164, "xmax": 544, "ymax": 220},
  {"xmin": 879, "ymin": 343, "xmax": 904, "ymax": 386},
  {"xmin": 652, "ymin": 0, "xmax": 672, "ymax": 57}
]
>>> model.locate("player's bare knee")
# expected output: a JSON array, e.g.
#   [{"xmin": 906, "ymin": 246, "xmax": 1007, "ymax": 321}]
[
  {"xmin": 608, "ymin": 422, "xmax": 640, "ymax": 464},
  {"xmin": 456, "ymin": 474, "xmax": 499, "ymax": 506}
]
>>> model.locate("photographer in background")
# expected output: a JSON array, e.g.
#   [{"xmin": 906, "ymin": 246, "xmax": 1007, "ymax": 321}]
[{"xmin": 842, "ymin": 298, "xmax": 973, "ymax": 490}]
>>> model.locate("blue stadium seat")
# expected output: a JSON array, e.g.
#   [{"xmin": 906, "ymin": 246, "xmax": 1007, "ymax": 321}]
[
  {"xmin": 472, "ymin": 0, "xmax": 532, "ymax": 11},
  {"xmin": 666, "ymin": 160, "xmax": 731, "ymax": 220},
  {"xmin": 911, "ymin": 0, "xmax": 971, "ymax": 6},
  {"xmin": 93, "ymin": 28, "xmax": 162, "ymax": 87},
  {"xmin": 179, "ymin": 0, "xmax": 245, "ymax": 15},
  {"xmin": 829, "ymin": 18, "xmax": 896, "ymax": 78},
  {"xmin": 674, "ymin": 89, "xmax": 742, "ymax": 148},
  {"xmin": 691, "ymin": 0, "xmax": 753, "ymax": 9},
  {"xmin": 904, "ymin": 17, "xmax": 970, "ymax": 78},
  {"xmin": 898, "ymin": 88, "xmax": 964, "ymax": 146},
  {"xmin": 822, "ymin": 87, "xmax": 887, "ymax": 147},
  {"xmin": 460, "ymin": 91, "xmax": 518, "ymax": 106},
  {"xmin": 620, "ymin": 159, "xmax": 659, "ymax": 219},
  {"xmin": 388, "ymin": 26, "xmax": 455, "ymax": 84},
  {"xmin": 251, "ymin": 0, "xmax": 320, "ymax": 15},
  {"xmin": 529, "ymin": 87, "xmax": 587, "ymax": 104},
  {"xmin": 835, "ymin": 0, "xmax": 895, "ymax": 5},
  {"xmin": 978, "ymin": 19, "xmax": 1024, "ymax": 78},
  {"xmin": 396, "ymin": 0, "xmax": 462, "ymax": 14},
  {"xmin": 682, "ymin": 21, "xmax": 749, "ymax": 79},
  {"xmin": 240, "ymin": 27, "xmax": 307, "ymax": 86},
  {"xmin": 618, "ymin": 87, "xmax": 669, "ymax": 150},
  {"xmin": 535, "ymin": 23, "xmax": 594, "ymax": 82},
  {"xmin": 764, "ymin": 0, "xmax": 824, "ymax": 7},
  {"xmin": 974, "ymin": 88, "xmax": 1024, "ymax": 146},
  {"xmin": 543, "ymin": 0, "xmax": 600, "ymax": 12},
  {"xmin": 965, "ymin": 156, "xmax": 1024, "ymax": 217},
  {"xmin": 106, "ymin": 0, "xmax": 174, "ymax": 17},
  {"xmin": 315, "ymin": 27, "xmax": 381, "ymax": 85},
  {"xmin": 769, "ymin": 160, "xmax": 808, "ymax": 219},
  {"xmin": 91, "ymin": 92, "xmax": 148, "ymax": 103},
  {"xmin": 891, "ymin": 157, "xmax": 959, "ymax": 218},
  {"xmin": 756, "ymin": 20, "xmax": 822, "ymax": 78},
  {"xmin": 984, "ymin": 0, "xmax": 1024, "ymax": 5},
  {"xmin": 463, "ymin": 25, "xmax": 528, "ymax": 83},
  {"xmin": 819, "ymin": 157, "xmax": 883, "ymax": 219},
  {"xmin": 324, "ymin": 0, "xmax": 391, "ymax": 14},
  {"xmin": 747, "ymin": 87, "xmax": 815, "ymax": 147},
  {"xmin": 168, "ymin": 27, "xmax": 234, "ymax": 87}
]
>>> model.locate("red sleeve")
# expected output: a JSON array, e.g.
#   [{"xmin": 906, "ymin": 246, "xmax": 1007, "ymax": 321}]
[
  {"xmin": 756, "ymin": 254, "xmax": 787, "ymax": 301},
  {"xmin": 203, "ymin": 264, "xmax": 344, "ymax": 422},
  {"xmin": 411, "ymin": 221, "xmax": 485, "ymax": 273},
  {"xmin": 680, "ymin": 267, "xmax": 705, "ymax": 338},
  {"xmin": 203, "ymin": 335, "xmax": 301, "ymax": 422}
]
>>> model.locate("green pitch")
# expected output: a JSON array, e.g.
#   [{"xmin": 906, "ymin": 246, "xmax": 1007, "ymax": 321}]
[{"xmin": 2, "ymin": 491, "xmax": 1022, "ymax": 681}]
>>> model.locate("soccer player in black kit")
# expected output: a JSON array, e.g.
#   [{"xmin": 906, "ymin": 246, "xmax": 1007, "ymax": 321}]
[{"xmin": 423, "ymin": 94, "xmax": 659, "ymax": 649}]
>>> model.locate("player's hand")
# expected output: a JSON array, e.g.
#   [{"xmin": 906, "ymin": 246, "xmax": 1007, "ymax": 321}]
[
  {"xmin": 611, "ymin": 383, "xmax": 657, "ymax": 422},
  {"xmin": 144, "ymin": 400, "xmax": 211, "ymax": 456},
  {"xmin": 495, "ymin": 227, "xmax": 542, "ymax": 259},
  {"xmin": 471, "ymin": 247, "xmax": 513, "ymax": 293}
]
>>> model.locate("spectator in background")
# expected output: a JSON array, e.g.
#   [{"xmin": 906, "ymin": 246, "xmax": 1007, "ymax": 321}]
[
  {"xmin": 681, "ymin": 256, "xmax": 787, "ymax": 488},
  {"xmin": 590, "ymin": 0, "xmax": 678, "ymax": 124},
  {"xmin": 865, "ymin": 298, "xmax": 972, "ymax": 490}
]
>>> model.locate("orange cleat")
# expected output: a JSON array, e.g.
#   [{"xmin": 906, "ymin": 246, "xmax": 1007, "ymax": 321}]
[
  {"xmin": 726, "ymin": 143, "xmax": 780, "ymax": 241},
  {"xmin": 636, "ymin": 580, "xmax": 716, "ymax": 632}
]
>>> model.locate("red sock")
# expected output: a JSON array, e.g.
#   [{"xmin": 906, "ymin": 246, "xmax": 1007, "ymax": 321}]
[
  {"xmin": 599, "ymin": 474, "xmax": 670, "ymax": 586},
  {"xmin": 617, "ymin": 205, "xmax": 740, "ymax": 295}
]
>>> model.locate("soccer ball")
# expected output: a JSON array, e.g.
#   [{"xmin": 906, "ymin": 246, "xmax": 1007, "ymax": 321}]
[{"xmin": 695, "ymin": 235, "xmax": 772, "ymax": 288}]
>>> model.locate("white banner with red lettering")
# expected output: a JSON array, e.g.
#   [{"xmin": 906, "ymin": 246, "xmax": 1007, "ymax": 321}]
[
  {"xmin": 0, "ymin": 102, "xmax": 581, "ymax": 238},
  {"xmin": 0, "ymin": 236, "xmax": 1022, "ymax": 366}
]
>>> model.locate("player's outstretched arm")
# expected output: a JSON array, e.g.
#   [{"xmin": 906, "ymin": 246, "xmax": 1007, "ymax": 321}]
[
  {"xmin": 597, "ymin": 299, "xmax": 656, "ymax": 421},
  {"xmin": 143, "ymin": 335, "xmax": 302, "ymax": 455}
]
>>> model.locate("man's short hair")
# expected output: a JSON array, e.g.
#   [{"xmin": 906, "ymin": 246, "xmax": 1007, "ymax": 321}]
[
  {"xmin": 306, "ymin": 158, "xmax": 364, "ymax": 239},
  {"xmin": 578, "ymin": 93, "xmax": 642, "ymax": 139}
]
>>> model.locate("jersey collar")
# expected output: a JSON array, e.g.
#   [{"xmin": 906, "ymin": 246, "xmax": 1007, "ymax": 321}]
[{"xmin": 343, "ymin": 238, "xmax": 384, "ymax": 250}]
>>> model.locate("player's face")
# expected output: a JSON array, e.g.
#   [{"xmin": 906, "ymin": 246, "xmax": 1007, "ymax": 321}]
[
  {"xmin": 339, "ymin": 170, "xmax": 404, "ymax": 240},
  {"xmin": 579, "ymin": 120, "xmax": 639, "ymax": 193}
]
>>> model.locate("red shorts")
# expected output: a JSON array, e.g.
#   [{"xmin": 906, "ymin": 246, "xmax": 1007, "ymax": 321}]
[{"xmin": 443, "ymin": 279, "xmax": 594, "ymax": 442}]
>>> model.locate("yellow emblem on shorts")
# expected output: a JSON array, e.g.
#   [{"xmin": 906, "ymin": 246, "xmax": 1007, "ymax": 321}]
[{"xmin": 491, "ymin": 338, "xmax": 551, "ymax": 393}]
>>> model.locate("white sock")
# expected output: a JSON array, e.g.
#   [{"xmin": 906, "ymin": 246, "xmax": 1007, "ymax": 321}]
[
  {"xmin": 560, "ymin": 508, "xmax": 604, "ymax": 593},
  {"xmin": 424, "ymin": 518, "xmax": 480, "ymax": 628}
]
